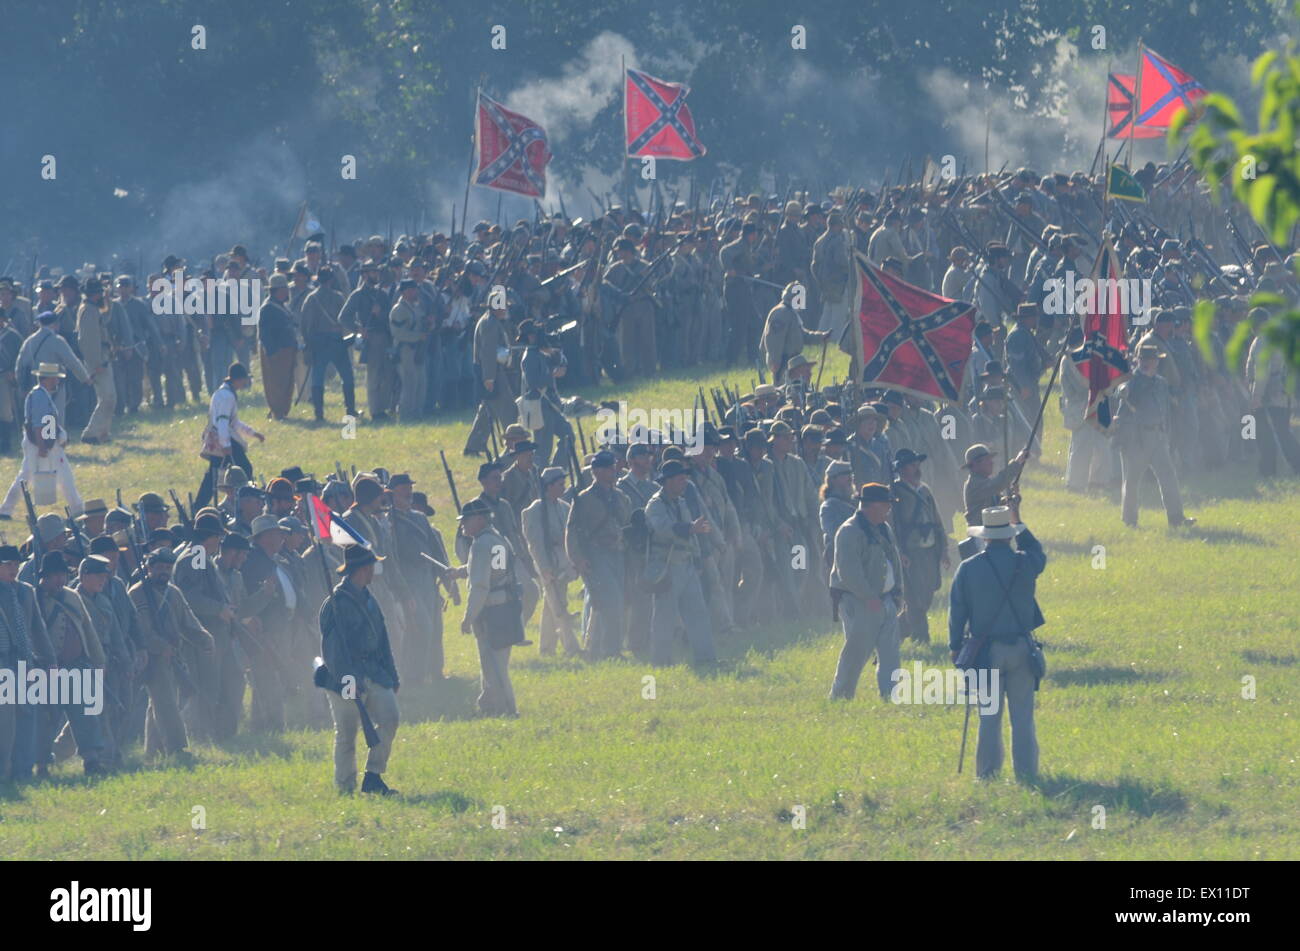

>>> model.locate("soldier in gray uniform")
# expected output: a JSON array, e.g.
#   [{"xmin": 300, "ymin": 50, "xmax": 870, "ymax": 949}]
[
  {"xmin": 890, "ymin": 449, "xmax": 950, "ymax": 644},
  {"xmin": 828, "ymin": 483, "xmax": 903, "ymax": 700},
  {"xmin": 962, "ymin": 444, "xmax": 1028, "ymax": 531},
  {"xmin": 601, "ymin": 237, "xmax": 658, "ymax": 379},
  {"xmin": 1113, "ymin": 341, "xmax": 1196, "ymax": 528},
  {"xmin": 565, "ymin": 450, "xmax": 631, "ymax": 659},
  {"xmin": 719, "ymin": 222, "xmax": 761, "ymax": 366},
  {"xmin": 644, "ymin": 459, "xmax": 716, "ymax": 667},
  {"xmin": 760, "ymin": 282, "xmax": 829, "ymax": 381},
  {"xmin": 521, "ymin": 467, "xmax": 580, "ymax": 657},
  {"xmin": 464, "ymin": 299, "xmax": 518, "ymax": 455},
  {"xmin": 616, "ymin": 443, "xmax": 657, "ymax": 654},
  {"xmin": 460, "ymin": 498, "xmax": 528, "ymax": 716}
]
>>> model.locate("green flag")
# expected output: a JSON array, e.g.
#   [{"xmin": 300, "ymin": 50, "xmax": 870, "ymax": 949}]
[{"xmin": 1106, "ymin": 164, "xmax": 1146, "ymax": 203}]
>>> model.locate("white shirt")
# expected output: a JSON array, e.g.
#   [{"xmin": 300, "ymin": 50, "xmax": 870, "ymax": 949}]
[{"xmin": 208, "ymin": 382, "xmax": 258, "ymax": 449}]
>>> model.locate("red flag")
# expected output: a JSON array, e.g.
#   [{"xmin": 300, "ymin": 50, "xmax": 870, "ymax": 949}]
[
  {"xmin": 854, "ymin": 252, "xmax": 974, "ymax": 402},
  {"xmin": 624, "ymin": 68, "xmax": 706, "ymax": 161},
  {"xmin": 1133, "ymin": 46, "xmax": 1206, "ymax": 130},
  {"xmin": 474, "ymin": 93, "xmax": 551, "ymax": 198},
  {"xmin": 1070, "ymin": 238, "xmax": 1131, "ymax": 423},
  {"xmin": 1107, "ymin": 73, "xmax": 1163, "ymax": 139}
]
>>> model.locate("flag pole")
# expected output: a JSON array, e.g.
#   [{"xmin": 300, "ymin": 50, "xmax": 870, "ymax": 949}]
[
  {"xmin": 621, "ymin": 54, "xmax": 631, "ymax": 212},
  {"xmin": 287, "ymin": 201, "xmax": 306, "ymax": 255},
  {"xmin": 462, "ymin": 74, "xmax": 486, "ymax": 242},
  {"xmin": 1126, "ymin": 40, "xmax": 1143, "ymax": 170}
]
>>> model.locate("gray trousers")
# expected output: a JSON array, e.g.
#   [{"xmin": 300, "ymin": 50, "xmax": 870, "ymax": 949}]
[
  {"xmin": 1065, "ymin": 423, "xmax": 1110, "ymax": 490},
  {"xmin": 732, "ymin": 526, "xmax": 765, "ymax": 625},
  {"xmin": 650, "ymin": 561, "xmax": 716, "ymax": 666},
  {"xmin": 475, "ymin": 641, "xmax": 516, "ymax": 715},
  {"xmin": 582, "ymin": 549, "xmax": 626, "ymax": 659},
  {"xmin": 1119, "ymin": 429, "xmax": 1185, "ymax": 526},
  {"xmin": 976, "ymin": 638, "xmax": 1038, "ymax": 781},
  {"xmin": 829, "ymin": 593, "xmax": 900, "ymax": 700},
  {"xmin": 326, "ymin": 681, "xmax": 399, "ymax": 790},
  {"xmin": 465, "ymin": 384, "xmax": 518, "ymax": 453}
]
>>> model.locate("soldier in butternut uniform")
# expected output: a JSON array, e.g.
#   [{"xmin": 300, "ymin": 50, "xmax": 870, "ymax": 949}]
[
  {"xmin": 565, "ymin": 450, "xmax": 631, "ymax": 659},
  {"xmin": 760, "ymin": 282, "xmax": 829, "ymax": 381},
  {"xmin": 75, "ymin": 278, "xmax": 116, "ymax": 443},
  {"xmin": 601, "ymin": 237, "xmax": 658, "ymax": 378},
  {"xmin": 827, "ymin": 483, "xmax": 903, "ymax": 700},
  {"xmin": 890, "ymin": 449, "xmax": 950, "ymax": 644},
  {"xmin": 521, "ymin": 467, "xmax": 580, "ymax": 657},
  {"xmin": 388, "ymin": 279, "xmax": 428, "ymax": 421},
  {"xmin": 464, "ymin": 300, "xmax": 517, "ymax": 455}
]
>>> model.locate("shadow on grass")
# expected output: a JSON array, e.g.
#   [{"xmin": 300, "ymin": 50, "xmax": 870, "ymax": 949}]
[
  {"xmin": 1048, "ymin": 665, "xmax": 1167, "ymax": 687},
  {"xmin": 1239, "ymin": 650, "xmax": 1298, "ymax": 667},
  {"xmin": 1032, "ymin": 772, "xmax": 1189, "ymax": 816},
  {"xmin": 215, "ymin": 733, "xmax": 302, "ymax": 761},
  {"xmin": 1183, "ymin": 526, "xmax": 1271, "ymax": 546},
  {"xmin": 400, "ymin": 788, "xmax": 480, "ymax": 814},
  {"xmin": 392, "ymin": 676, "xmax": 487, "ymax": 724}
]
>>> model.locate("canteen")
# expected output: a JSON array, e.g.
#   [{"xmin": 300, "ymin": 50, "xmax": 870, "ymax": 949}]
[
  {"xmin": 33, "ymin": 469, "xmax": 58, "ymax": 506},
  {"xmin": 517, "ymin": 395, "xmax": 544, "ymax": 431}
]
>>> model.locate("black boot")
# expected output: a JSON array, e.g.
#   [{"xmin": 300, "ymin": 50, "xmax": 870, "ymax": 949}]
[
  {"xmin": 311, "ymin": 387, "xmax": 325, "ymax": 423},
  {"xmin": 343, "ymin": 382, "xmax": 357, "ymax": 419},
  {"xmin": 361, "ymin": 771, "xmax": 397, "ymax": 796}
]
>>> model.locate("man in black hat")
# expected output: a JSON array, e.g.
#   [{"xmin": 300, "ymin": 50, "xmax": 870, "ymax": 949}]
[
  {"xmin": 644, "ymin": 459, "xmax": 717, "ymax": 666},
  {"xmin": 172, "ymin": 512, "xmax": 234, "ymax": 741},
  {"xmin": 258, "ymin": 273, "xmax": 298, "ymax": 421},
  {"xmin": 389, "ymin": 473, "xmax": 460, "ymax": 682},
  {"xmin": 319, "ymin": 543, "xmax": 400, "ymax": 794},
  {"xmin": 195, "ymin": 361, "xmax": 264, "ymax": 509},
  {"xmin": 891, "ymin": 449, "xmax": 950, "ymax": 644},
  {"xmin": 457, "ymin": 461, "xmax": 538, "ymax": 626},
  {"xmin": 827, "ymin": 482, "xmax": 903, "ymax": 700},
  {"xmin": 460, "ymin": 498, "xmax": 527, "ymax": 716},
  {"xmin": 69, "ymin": 552, "xmax": 135, "ymax": 767},
  {"xmin": 718, "ymin": 223, "xmax": 761, "ymax": 367}
]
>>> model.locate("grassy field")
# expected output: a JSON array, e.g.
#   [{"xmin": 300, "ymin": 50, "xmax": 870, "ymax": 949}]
[{"xmin": 1, "ymin": 348, "xmax": 1297, "ymax": 859}]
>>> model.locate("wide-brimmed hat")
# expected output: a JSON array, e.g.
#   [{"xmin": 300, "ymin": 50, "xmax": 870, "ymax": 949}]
[
  {"xmin": 854, "ymin": 482, "xmax": 895, "ymax": 504},
  {"xmin": 36, "ymin": 362, "xmax": 66, "ymax": 379},
  {"xmin": 80, "ymin": 498, "xmax": 108, "ymax": 517},
  {"xmin": 656, "ymin": 459, "xmax": 690, "ymax": 482},
  {"xmin": 963, "ymin": 444, "xmax": 996, "ymax": 468},
  {"xmin": 337, "ymin": 543, "xmax": 383, "ymax": 574},
  {"xmin": 251, "ymin": 514, "xmax": 286, "ymax": 537},
  {"xmin": 456, "ymin": 498, "xmax": 493, "ymax": 521},
  {"xmin": 217, "ymin": 466, "xmax": 249, "ymax": 489},
  {"xmin": 967, "ymin": 505, "xmax": 1025, "ymax": 540},
  {"xmin": 825, "ymin": 460, "xmax": 853, "ymax": 480},
  {"xmin": 539, "ymin": 466, "xmax": 567, "ymax": 487}
]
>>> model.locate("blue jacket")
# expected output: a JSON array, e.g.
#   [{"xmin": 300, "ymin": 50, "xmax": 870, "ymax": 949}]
[{"xmin": 947, "ymin": 527, "xmax": 1046, "ymax": 652}]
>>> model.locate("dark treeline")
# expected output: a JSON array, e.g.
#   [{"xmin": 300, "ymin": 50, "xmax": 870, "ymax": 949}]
[{"xmin": 0, "ymin": 0, "xmax": 1282, "ymax": 270}]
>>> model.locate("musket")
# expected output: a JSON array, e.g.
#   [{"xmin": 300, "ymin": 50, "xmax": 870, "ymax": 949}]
[
  {"xmin": 334, "ymin": 460, "xmax": 346, "ymax": 483},
  {"xmin": 19, "ymin": 481, "xmax": 42, "ymax": 564},
  {"xmin": 169, "ymin": 490, "xmax": 192, "ymax": 531},
  {"xmin": 439, "ymin": 450, "xmax": 461, "ymax": 512},
  {"xmin": 115, "ymin": 488, "xmax": 124, "ymax": 512},
  {"xmin": 576, "ymin": 418, "xmax": 588, "ymax": 456},
  {"xmin": 698, "ymin": 386, "xmax": 711, "ymax": 426},
  {"xmin": 64, "ymin": 506, "xmax": 87, "ymax": 563}
]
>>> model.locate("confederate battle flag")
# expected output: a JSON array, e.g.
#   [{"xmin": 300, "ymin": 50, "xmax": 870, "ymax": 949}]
[
  {"xmin": 854, "ymin": 252, "xmax": 974, "ymax": 402},
  {"xmin": 624, "ymin": 68, "xmax": 706, "ymax": 160},
  {"xmin": 473, "ymin": 92, "xmax": 551, "ymax": 198},
  {"xmin": 1070, "ymin": 238, "xmax": 1131, "ymax": 425},
  {"xmin": 1107, "ymin": 73, "xmax": 1163, "ymax": 139}
]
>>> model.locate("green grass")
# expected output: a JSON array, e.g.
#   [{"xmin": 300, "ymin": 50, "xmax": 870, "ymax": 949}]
[{"xmin": 1, "ymin": 349, "xmax": 1297, "ymax": 859}]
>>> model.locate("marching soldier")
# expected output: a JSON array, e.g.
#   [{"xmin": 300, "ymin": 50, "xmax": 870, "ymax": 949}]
[
  {"xmin": 172, "ymin": 512, "xmax": 232, "ymax": 742},
  {"xmin": 565, "ymin": 450, "xmax": 631, "ymax": 659},
  {"xmin": 812, "ymin": 209, "xmax": 855, "ymax": 345},
  {"xmin": 616, "ymin": 442, "xmax": 658, "ymax": 653},
  {"xmin": 75, "ymin": 278, "xmax": 117, "ymax": 443},
  {"xmin": 460, "ymin": 498, "xmax": 528, "ymax": 716},
  {"xmin": 35, "ymin": 552, "xmax": 108, "ymax": 775},
  {"xmin": 1113, "ymin": 341, "xmax": 1196, "ymax": 528},
  {"xmin": 464, "ymin": 298, "xmax": 517, "ymax": 455},
  {"xmin": 319, "ymin": 544, "xmax": 401, "ymax": 795},
  {"xmin": 720, "ymin": 222, "xmax": 761, "ymax": 366},
  {"xmin": 299, "ymin": 267, "xmax": 356, "ymax": 423},
  {"xmin": 0, "ymin": 543, "xmax": 55, "ymax": 782},
  {"xmin": 214, "ymin": 531, "xmax": 256, "ymax": 740},
  {"xmin": 389, "ymin": 472, "xmax": 460, "ymax": 682},
  {"xmin": 258, "ymin": 274, "xmax": 298, "ymax": 421},
  {"xmin": 389, "ymin": 279, "xmax": 428, "ymax": 421},
  {"xmin": 521, "ymin": 466, "xmax": 581, "ymax": 657},
  {"xmin": 890, "ymin": 449, "xmax": 950, "ymax": 643},
  {"xmin": 827, "ymin": 483, "xmax": 903, "ymax": 700},
  {"xmin": 602, "ymin": 237, "xmax": 659, "ymax": 378},
  {"xmin": 129, "ymin": 547, "xmax": 214, "ymax": 762},
  {"xmin": 644, "ymin": 459, "xmax": 717, "ymax": 666},
  {"xmin": 339, "ymin": 259, "xmax": 395, "ymax": 421},
  {"xmin": 760, "ymin": 282, "xmax": 829, "ymax": 381}
]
